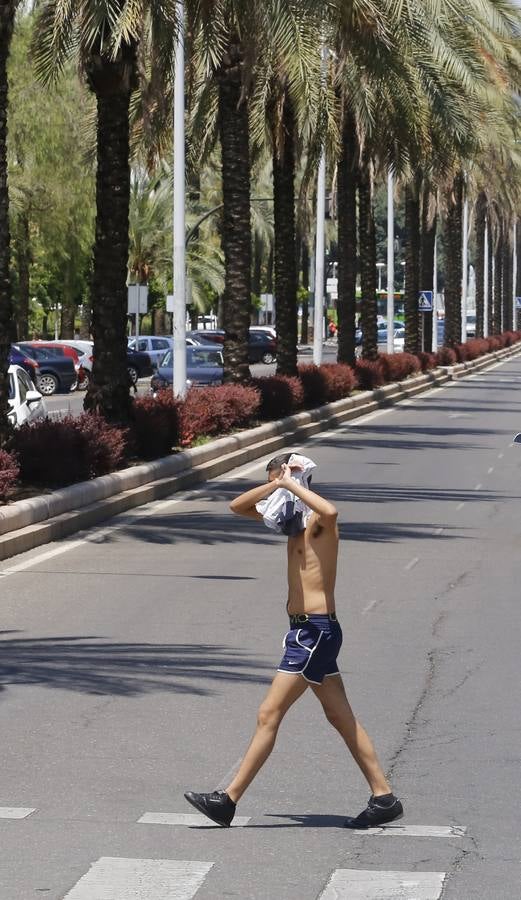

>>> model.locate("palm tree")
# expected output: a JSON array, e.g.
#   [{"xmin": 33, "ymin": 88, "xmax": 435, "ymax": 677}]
[
  {"xmin": 0, "ymin": 0, "xmax": 18, "ymax": 443},
  {"xmin": 33, "ymin": 1, "xmax": 152, "ymax": 422}
]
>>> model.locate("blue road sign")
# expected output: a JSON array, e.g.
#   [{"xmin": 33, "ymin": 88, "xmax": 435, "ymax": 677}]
[
  {"xmin": 515, "ymin": 297, "xmax": 521, "ymax": 310},
  {"xmin": 418, "ymin": 291, "xmax": 433, "ymax": 312}
]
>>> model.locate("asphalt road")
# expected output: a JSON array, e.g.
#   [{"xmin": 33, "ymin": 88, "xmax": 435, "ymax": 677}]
[{"xmin": 1, "ymin": 355, "xmax": 520, "ymax": 899}]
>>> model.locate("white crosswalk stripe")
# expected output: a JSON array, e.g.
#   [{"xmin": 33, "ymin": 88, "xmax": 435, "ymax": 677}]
[
  {"xmin": 361, "ymin": 824, "xmax": 466, "ymax": 838},
  {"xmin": 0, "ymin": 807, "xmax": 36, "ymax": 819},
  {"xmin": 138, "ymin": 812, "xmax": 250, "ymax": 827},
  {"xmin": 318, "ymin": 869, "xmax": 446, "ymax": 899},
  {"xmin": 61, "ymin": 857, "xmax": 213, "ymax": 900}
]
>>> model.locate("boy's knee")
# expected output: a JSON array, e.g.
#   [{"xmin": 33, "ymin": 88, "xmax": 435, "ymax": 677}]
[{"xmin": 257, "ymin": 702, "xmax": 283, "ymax": 730}]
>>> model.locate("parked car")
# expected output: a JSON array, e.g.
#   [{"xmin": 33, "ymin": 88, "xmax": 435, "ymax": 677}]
[
  {"xmin": 185, "ymin": 330, "xmax": 223, "ymax": 347},
  {"xmin": 128, "ymin": 336, "xmax": 173, "ymax": 367},
  {"xmin": 11, "ymin": 344, "xmax": 76, "ymax": 396},
  {"xmin": 151, "ymin": 346, "xmax": 224, "ymax": 392},
  {"xmin": 356, "ymin": 320, "xmax": 402, "ymax": 346},
  {"xmin": 126, "ymin": 347, "xmax": 154, "ymax": 383},
  {"xmin": 23, "ymin": 341, "xmax": 87, "ymax": 389},
  {"xmin": 8, "ymin": 364, "xmax": 46, "ymax": 427},
  {"xmin": 40, "ymin": 340, "xmax": 92, "ymax": 388},
  {"xmin": 250, "ymin": 325, "xmax": 277, "ymax": 340},
  {"xmin": 189, "ymin": 329, "xmax": 277, "ymax": 364}
]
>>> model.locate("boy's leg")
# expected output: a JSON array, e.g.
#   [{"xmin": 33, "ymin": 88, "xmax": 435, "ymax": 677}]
[
  {"xmin": 311, "ymin": 674, "xmax": 391, "ymax": 796},
  {"xmin": 226, "ymin": 672, "xmax": 308, "ymax": 803}
]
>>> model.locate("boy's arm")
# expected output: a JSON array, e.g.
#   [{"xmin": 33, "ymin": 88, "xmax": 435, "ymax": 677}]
[
  {"xmin": 277, "ymin": 465, "xmax": 337, "ymax": 527},
  {"xmin": 229, "ymin": 482, "xmax": 278, "ymax": 520}
]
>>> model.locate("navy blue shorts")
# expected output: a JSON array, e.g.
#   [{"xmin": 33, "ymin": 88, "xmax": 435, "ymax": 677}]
[{"xmin": 278, "ymin": 615, "xmax": 343, "ymax": 684}]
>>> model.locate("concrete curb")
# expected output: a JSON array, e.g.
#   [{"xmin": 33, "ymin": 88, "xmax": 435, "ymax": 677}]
[{"xmin": 1, "ymin": 341, "xmax": 520, "ymax": 561}]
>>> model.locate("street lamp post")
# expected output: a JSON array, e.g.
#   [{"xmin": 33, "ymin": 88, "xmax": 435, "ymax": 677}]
[
  {"xmin": 461, "ymin": 190, "xmax": 469, "ymax": 342},
  {"xmin": 386, "ymin": 171, "xmax": 394, "ymax": 355},
  {"xmin": 172, "ymin": 0, "xmax": 187, "ymax": 398}
]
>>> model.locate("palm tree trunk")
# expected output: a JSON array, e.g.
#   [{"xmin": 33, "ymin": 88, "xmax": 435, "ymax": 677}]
[
  {"xmin": 273, "ymin": 91, "xmax": 298, "ymax": 376},
  {"xmin": 300, "ymin": 240, "xmax": 309, "ymax": 344},
  {"xmin": 493, "ymin": 221, "xmax": 503, "ymax": 334},
  {"xmin": 84, "ymin": 47, "xmax": 136, "ymax": 423},
  {"xmin": 13, "ymin": 211, "xmax": 31, "ymax": 341},
  {"xmin": 420, "ymin": 180, "xmax": 436, "ymax": 352},
  {"xmin": 358, "ymin": 154, "xmax": 377, "ymax": 360},
  {"xmin": 502, "ymin": 225, "xmax": 512, "ymax": 331},
  {"xmin": 443, "ymin": 173, "xmax": 463, "ymax": 347},
  {"xmin": 486, "ymin": 219, "xmax": 493, "ymax": 336},
  {"xmin": 337, "ymin": 107, "xmax": 358, "ymax": 365},
  {"xmin": 475, "ymin": 192, "xmax": 487, "ymax": 339},
  {"xmin": 404, "ymin": 176, "xmax": 421, "ymax": 354},
  {"xmin": 216, "ymin": 40, "xmax": 251, "ymax": 383},
  {"xmin": 0, "ymin": 0, "xmax": 16, "ymax": 444}
]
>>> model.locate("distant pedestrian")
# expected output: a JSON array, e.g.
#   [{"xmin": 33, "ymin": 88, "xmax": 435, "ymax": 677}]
[{"xmin": 185, "ymin": 453, "xmax": 403, "ymax": 828}]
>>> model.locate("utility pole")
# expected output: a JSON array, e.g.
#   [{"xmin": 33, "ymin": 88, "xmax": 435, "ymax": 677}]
[
  {"xmin": 386, "ymin": 171, "xmax": 395, "ymax": 354},
  {"xmin": 172, "ymin": 0, "xmax": 187, "ymax": 398}
]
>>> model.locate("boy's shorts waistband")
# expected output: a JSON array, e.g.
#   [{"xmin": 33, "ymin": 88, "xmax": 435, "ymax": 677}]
[{"xmin": 288, "ymin": 612, "xmax": 338, "ymax": 626}]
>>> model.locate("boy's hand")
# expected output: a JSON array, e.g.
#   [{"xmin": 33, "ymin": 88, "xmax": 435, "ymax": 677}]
[{"xmin": 275, "ymin": 463, "xmax": 299, "ymax": 489}]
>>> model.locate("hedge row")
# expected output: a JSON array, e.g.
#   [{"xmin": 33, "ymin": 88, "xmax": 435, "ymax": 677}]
[{"xmin": 1, "ymin": 328, "xmax": 520, "ymax": 498}]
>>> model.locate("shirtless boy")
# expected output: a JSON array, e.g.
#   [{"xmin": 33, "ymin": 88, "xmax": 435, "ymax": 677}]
[{"xmin": 185, "ymin": 454, "xmax": 403, "ymax": 828}]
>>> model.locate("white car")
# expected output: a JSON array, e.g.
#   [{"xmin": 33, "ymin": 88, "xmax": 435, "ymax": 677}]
[
  {"xmin": 250, "ymin": 325, "xmax": 277, "ymax": 340},
  {"xmin": 8, "ymin": 364, "xmax": 46, "ymax": 427}
]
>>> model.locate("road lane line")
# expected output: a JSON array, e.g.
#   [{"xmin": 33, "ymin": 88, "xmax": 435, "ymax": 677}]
[
  {"xmin": 434, "ymin": 527, "xmax": 444, "ymax": 535},
  {"xmin": 474, "ymin": 483, "xmax": 482, "ymax": 491},
  {"xmin": 456, "ymin": 502, "xmax": 465, "ymax": 511},
  {"xmin": 62, "ymin": 858, "xmax": 213, "ymax": 900},
  {"xmin": 498, "ymin": 452, "xmax": 504, "ymax": 459},
  {"xmin": 318, "ymin": 869, "xmax": 446, "ymax": 900},
  {"xmin": 404, "ymin": 557, "xmax": 419, "ymax": 571},
  {"xmin": 0, "ymin": 807, "xmax": 36, "ymax": 819},
  {"xmin": 487, "ymin": 467, "xmax": 494, "ymax": 474},
  {"xmin": 138, "ymin": 812, "xmax": 250, "ymax": 828}
]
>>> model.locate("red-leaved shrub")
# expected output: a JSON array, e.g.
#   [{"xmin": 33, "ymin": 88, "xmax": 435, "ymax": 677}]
[
  {"xmin": 454, "ymin": 343, "xmax": 470, "ymax": 363},
  {"xmin": 487, "ymin": 336, "xmax": 502, "ymax": 352},
  {"xmin": 252, "ymin": 375, "xmax": 304, "ymax": 420},
  {"xmin": 436, "ymin": 347, "xmax": 457, "ymax": 366},
  {"xmin": 297, "ymin": 365, "xmax": 330, "ymax": 407},
  {"xmin": 354, "ymin": 359, "xmax": 385, "ymax": 390},
  {"xmin": 12, "ymin": 414, "xmax": 127, "ymax": 487},
  {"xmin": 0, "ymin": 449, "xmax": 20, "ymax": 502},
  {"xmin": 320, "ymin": 364, "xmax": 357, "ymax": 401},
  {"xmin": 180, "ymin": 384, "xmax": 260, "ymax": 445},
  {"xmin": 132, "ymin": 392, "xmax": 182, "ymax": 459},
  {"xmin": 379, "ymin": 352, "xmax": 421, "ymax": 382},
  {"xmin": 416, "ymin": 351, "xmax": 437, "ymax": 372}
]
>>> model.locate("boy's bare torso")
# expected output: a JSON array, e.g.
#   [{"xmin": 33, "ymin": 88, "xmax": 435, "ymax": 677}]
[{"xmin": 287, "ymin": 512, "xmax": 339, "ymax": 615}]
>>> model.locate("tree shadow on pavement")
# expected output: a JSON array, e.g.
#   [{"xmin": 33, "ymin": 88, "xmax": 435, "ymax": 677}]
[
  {"xmin": 319, "ymin": 425, "xmax": 507, "ymax": 453},
  {"xmin": 0, "ymin": 634, "xmax": 272, "ymax": 698},
  {"xmin": 327, "ymin": 484, "xmax": 515, "ymax": 505}
]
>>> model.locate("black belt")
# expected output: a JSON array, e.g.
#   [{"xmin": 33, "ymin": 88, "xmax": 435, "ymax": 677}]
[{"xmin": 289, "ymin": 612, "xmax": 337, "ymax": 625}]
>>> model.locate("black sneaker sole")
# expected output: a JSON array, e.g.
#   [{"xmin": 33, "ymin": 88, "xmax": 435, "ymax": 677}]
[
  {"xmin": 344, "ymin": 808, "xmax": 404, "ymax": 830},
  {"xmin": 184, "ymin": 792, "xmax": 233, "ymax": 828}
]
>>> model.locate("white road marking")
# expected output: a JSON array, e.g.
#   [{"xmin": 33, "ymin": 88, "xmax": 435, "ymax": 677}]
[
  {"xmin": 62, "ymin": 857, "xmax": 213, "ymax": 900},
  {"xmin": 0, "ymin": 807, "xmax": 36, "ymax": 819},
  {"xmin": 138, "ymin": 812, "xmax": 250, "ymax": 828},
  {"xmin": 362, "ymin": 824, "xmax": 467, "ymax": 838},
  {"xmin": 474, "ymin": 483, "xmax": 482, "ymax": 491},
  {"xmin": 318, "ymin": 869, "xmax": 446, "ymax": 900},
  {"xmin": 434, "ymin": 527, "xmax": 444, "ymax": 535},
  {"xmin": 456, "ymin": 502, "xmax": 465, "ymax": 511},
  {"xmin": 487, "ymin": 467, "xmax": 494, "ymax": 474},
  {"xmin": 361, "ymin": 599, "xmax": 378, "ymax": 615},
  {"xmin": 498, "ymin": 452, "xmax": 504, "ymax": 459},
  {"xmin": 404, "ymin": 556, "xmax": 419, "ymax": 571}
]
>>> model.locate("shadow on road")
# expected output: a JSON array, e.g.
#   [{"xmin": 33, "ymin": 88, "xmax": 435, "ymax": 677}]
[{"xmin": 0, "ymin": 632, "xmax": 272, "ymax": 698}]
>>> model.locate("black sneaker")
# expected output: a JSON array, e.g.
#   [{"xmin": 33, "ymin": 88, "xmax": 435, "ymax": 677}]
[
  {"xmin": 343, "ymin": 794, "xmax": 404, "ymax": 829},
  {"xmin": 184, "ymin": 790, "xmax": 236, "ymax": 827}
]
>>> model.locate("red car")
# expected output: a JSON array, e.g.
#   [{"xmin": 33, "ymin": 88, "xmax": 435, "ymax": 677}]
[{"xmin": 24, "ymin": 342, "xmax": 85, "ymax": 387}]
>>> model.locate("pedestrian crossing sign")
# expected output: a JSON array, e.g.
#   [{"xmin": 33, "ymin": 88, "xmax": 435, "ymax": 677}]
[
  {"xmin": 418, "ymin": 291, "xmax": 434, "ymax": 312},
  {"xmin": 516, "ymin": 297, "xmax": 521, "ymax": 310}
]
